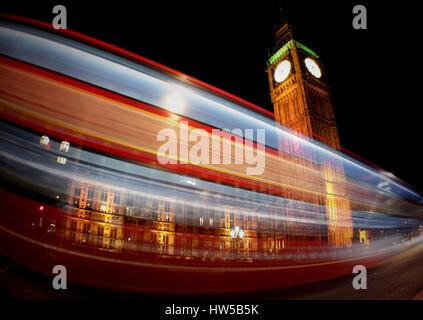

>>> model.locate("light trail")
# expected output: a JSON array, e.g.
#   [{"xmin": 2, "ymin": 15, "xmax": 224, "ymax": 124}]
[{"xmin": 0, "ymin": 16, "xmax": 422, "ymax": 293}]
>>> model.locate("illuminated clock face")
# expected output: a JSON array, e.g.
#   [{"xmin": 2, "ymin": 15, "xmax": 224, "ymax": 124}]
[
  {"xmin": 274, "ymin": 60, "xmax": 291, "ymax": 83},
  {"xmin": 304, "ymin": 57, "xmax": 322, "ymax": 78}
]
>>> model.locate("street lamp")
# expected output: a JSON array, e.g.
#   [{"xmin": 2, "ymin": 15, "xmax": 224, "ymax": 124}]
[
  {"xmin": 230, "ymin": 226, "xmax": 245, "ymax": 258},
  {"xmin": 230, "ymin": 226, "xmax": 244, "ymax": 239}
]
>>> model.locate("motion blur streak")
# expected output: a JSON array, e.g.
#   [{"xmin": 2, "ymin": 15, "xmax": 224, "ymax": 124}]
[{"xmin": 0, "ymin": 16, "xmax": 422, "ymax": 293}]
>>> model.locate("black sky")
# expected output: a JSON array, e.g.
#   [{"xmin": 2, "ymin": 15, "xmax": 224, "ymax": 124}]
[{"xmin": 1, "ymin": 0, "xmax": 422, "ymax": 192}]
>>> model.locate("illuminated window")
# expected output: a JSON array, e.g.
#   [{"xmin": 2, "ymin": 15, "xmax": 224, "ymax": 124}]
[
  {"xmin": 126, "ymin": 195, "xmax": 134, "ymax": 207},
  {"xmin": 59, "ymin": 141, "xmax": 70, "ymax": 152},
  {"xmin": 57, "ymin": 156, "xmax": 67, "ymax": 164},
  {"xmin": 97, "ymin": 227, "xmax": 104, "ymax": 236},
  {"xmin": 83, "ymin": 224, "xmax": 89, "ymax": 234},
  {"xmin": 40, "ymin": 135, "xmax": 50, "ymax": 147},
  {"xmin": 87, "ymin": 188, "xmax": 94, "ymax": 200}
]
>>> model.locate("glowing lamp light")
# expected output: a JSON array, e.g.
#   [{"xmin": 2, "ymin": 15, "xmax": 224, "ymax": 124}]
[
  {"xmin": 238, "ymin": 229, "xmax": 244, "ymax": 239},
  {"xmin": 163, "ymin": 93, "xmax": 185, "ymax": 113},
  {"xmin": 230, "ymin": 226, "xmax": 244, "ymax": 239},
  {"xmin": 162, "ymin": 83, "xmax": 188, "ymax": 115},
  {"xmin": 39, "ymin": 205, "xmax": 44, "ymax": 211}
]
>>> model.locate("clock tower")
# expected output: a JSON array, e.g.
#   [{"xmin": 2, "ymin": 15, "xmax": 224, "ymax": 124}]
[
  {"xmin": 268, "ymin": 22, "xmax": 353, "ymax": 247},
  {"xmin": 267, "ymin": 23, "xmax": 340, "ymax": 149}
]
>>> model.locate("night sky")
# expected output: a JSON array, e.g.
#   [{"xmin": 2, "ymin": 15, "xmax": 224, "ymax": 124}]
[{"xmin": 1, "ymin": 0, "xmax": 422, "ymax": 192}]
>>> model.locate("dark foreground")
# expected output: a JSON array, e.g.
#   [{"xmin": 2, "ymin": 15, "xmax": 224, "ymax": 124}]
[{"xmin": 1, "ymin": 240, "xmax": 422, "ymax": 300}]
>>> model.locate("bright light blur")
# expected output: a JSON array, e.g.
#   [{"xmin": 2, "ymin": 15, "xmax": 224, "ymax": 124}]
[{"xmin": 161, "ymin": 84, "xmax": 189, "ymax": 115}]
